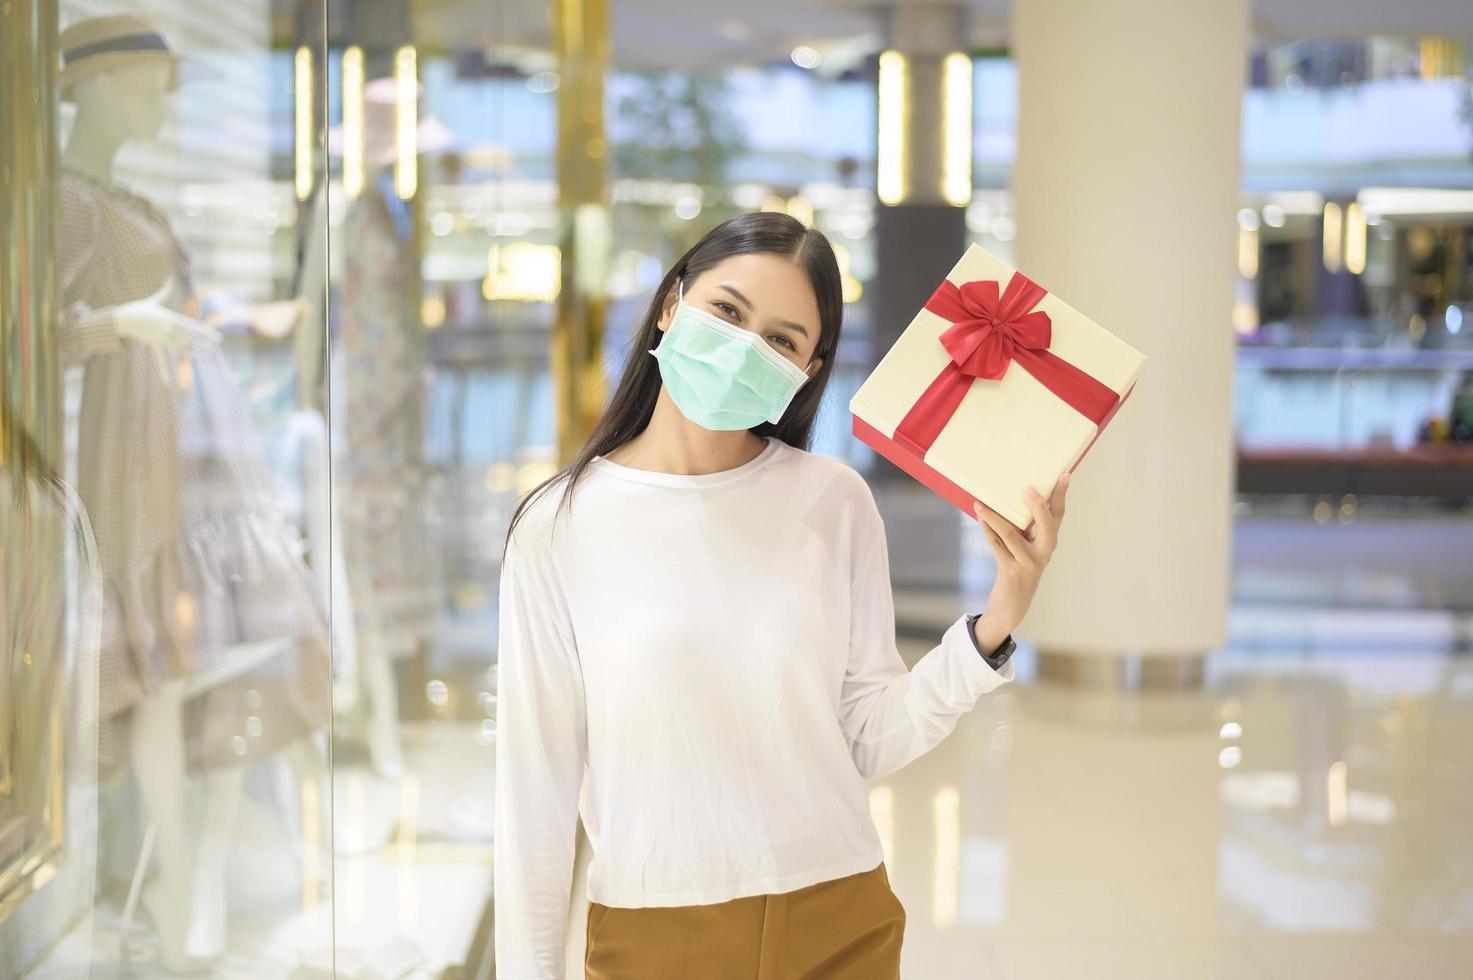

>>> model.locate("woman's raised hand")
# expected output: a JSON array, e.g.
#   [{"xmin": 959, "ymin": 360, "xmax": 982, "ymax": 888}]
[{"xmin": 969, "ymin": 471, "xmax": 1071, "ymax": 651}]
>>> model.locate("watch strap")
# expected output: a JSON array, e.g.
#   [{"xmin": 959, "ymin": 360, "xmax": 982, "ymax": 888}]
[{"xmin": 965, "ymin": 612, "xmax": 1015, "ymax": 670}]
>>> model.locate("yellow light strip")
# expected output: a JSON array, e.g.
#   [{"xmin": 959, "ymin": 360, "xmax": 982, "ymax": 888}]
[
  {"xmin": 941, "ymin": 52, "xmax": 972, "ymax": 207},
  {"xmin": 1327, "ymin": 760, "xmax": 1348, "ymax": 827},
  {"xmin": 394, "ymin": 45, "xmax": 418, "ymax": 200},
  {"xmin": 1237, "ymin": 225, "xmax": 1258, "ymax": 279},
  {"xmin": 342, "ymin": 46, "xmax": 365, "ymax": 199},
  {"xmin": 931, "ymin": 786, "xmax": 959, "ymax": 929},
  {"xmin": 1322, "ymin": 202, "xmax": 1342, "ymax": 273},
  {"xmin": 877, "ymin": 50, "xmax": 908, "ymax": 205},
  {"xmin": 1344, "ymin": 201, "xmax": 1367, "ymax": 275},
  {"xmin": 294, "ymin": 46, "xmax": 314, "ymax": 201}
]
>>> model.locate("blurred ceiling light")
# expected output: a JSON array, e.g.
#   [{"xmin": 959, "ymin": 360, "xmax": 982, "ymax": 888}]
[
  {"xmin": 395, "ymin": 46, "xmax": 418, "ymax": 200},
  {"xmin": 527, "ymin": 71, "xmax": 559, "ymax": 93},
  {"xmin": 877, "ymin": 50, "xmax": 908, "ymax": 205},
  {"xmin": 421, "ymin": 293, "xmax": 445, "ymax": 329},
  {"xmin": 1237, "ymin": 221, "xmax": 1259, "ymax": 279},
  {"xmin": 989, "ymin": 215, "xmax": 1015, "ymax": 242},
  {"xmin": 791, "ymin": 45, "xmax": 821, "ymax": 70},
  {"xmin": 719, "ymin": 20, "xmax": 751, "ymax": 41},
  {"xmin": 295, "ymin": 46, "xmax": 314, "ymax": 201},
  {"xmin": 483, "ymin": 241, "xmax": 561, "ymax": 302},
  {"xmin": 1321, "ymin": 201, "xmax": 1342, "ymax": 273},
  {"xmin": 1327, "ymin": 760, "xmax": 1348, "ymax": 827},
  {"xmin": 342, "ymin": 46, "xmax": 365, "ymax": 199},
  {"xmin": 1344, "ymin": 202, "xmax": 1366, "ymax": 275},
  {"xmin": 760, "ymin": 194, "xmax": 787, "ymax": 213},
  {"xmin": 832, "ymin": 242, "xmax": 863, "ymax": 303},
  {"xmin": 1266, "ymin": 190, "xmax": 1323, "ymax": 215},
  {"xmin": 1218, "ymin": 745, "xmax": 1243, "ymax": 769},
  {"xmin": 1261, "ymin": 203, "xmax": 1285, "ymax": 228},
  {"xmin": 1357, "ymin": 187, "xmax": 1473, "ymax": 216},
  {"xmin": 1236, "ymin": 208, "xmax": 1260, "ymax": 231},
  {"xmin": 1219, "ymin": 722, "xmax": 1243, "ymax": 739},
  {"xmin": 1448, "ymin": 305, "xmax": 1463, "ymax": 334},
  {"xmin": 941, "ymin": 52, "xmax": 972, "ymax": 207},
  {"xmin": 674, "ymin": 194, "xmax": 702, "ymax": 220}
]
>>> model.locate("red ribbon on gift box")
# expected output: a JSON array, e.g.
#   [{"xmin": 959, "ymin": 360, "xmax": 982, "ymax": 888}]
[{"xmin": 891, "ymin": 272, "xmax": 1123, "ymax": 458}]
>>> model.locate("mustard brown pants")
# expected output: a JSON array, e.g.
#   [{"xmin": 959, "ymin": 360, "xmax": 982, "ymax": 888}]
[{"xmin": 584, "ymin": 860, "xmax": 904, "ymax": 980}]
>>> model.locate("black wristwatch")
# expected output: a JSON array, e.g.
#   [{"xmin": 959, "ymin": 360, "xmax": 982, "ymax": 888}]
[{"xmin": 965, "ymin": 612, "xmax": 1015, "ymax": 671}]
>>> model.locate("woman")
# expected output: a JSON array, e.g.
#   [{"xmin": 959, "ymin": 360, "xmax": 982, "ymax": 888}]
[{"xmin": 493, "ymin": 211, "xmax": 1070, "ymax": 979}]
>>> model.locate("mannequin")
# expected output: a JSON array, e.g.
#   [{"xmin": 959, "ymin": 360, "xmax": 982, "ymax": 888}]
[
  {"xmin": 330, "ymin": 78, "xmax": 451, "ymax": 778},
  {"xmin": 58, "ymin": 15, "xmax": 330, "ymax": 973},
  {"xmin": 227, "ymin": 188, "xmax": 362, "ymax": 724}
]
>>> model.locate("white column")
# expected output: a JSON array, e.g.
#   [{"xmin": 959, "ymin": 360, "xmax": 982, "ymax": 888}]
[{"xmin": 1009, "ymin": 0, "xmax": 1247, "ymax": 662}]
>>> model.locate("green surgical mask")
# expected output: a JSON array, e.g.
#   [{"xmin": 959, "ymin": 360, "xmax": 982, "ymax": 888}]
[{"xmin": 648, "ymin": 278, "xmax": 813, "ymax": 431}]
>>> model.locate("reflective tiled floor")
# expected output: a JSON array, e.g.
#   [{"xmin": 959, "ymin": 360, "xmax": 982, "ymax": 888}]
[
  {"xmin": 878, "ymin": 639, "xmax": 1473, "ymax": 979},
  {"xmin": 35, "ymin": 634, "xmax": 1473, "ymax": 979},
  {"xmin": 31, "ymin": 507, "xmax": 1473, "ymax": 978}
]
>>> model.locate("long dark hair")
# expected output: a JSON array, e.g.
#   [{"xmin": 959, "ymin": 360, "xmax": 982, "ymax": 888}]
[{"xmin": 501, "ymin": 210, "xmax": 844, "ymax": 563}]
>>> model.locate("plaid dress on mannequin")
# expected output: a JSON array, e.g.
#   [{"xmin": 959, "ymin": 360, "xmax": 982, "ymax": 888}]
[
  {"xmin": 58, "ymin": 168, "xmax": 330, "ymax": 777},
  {"xmin": 331, "ymin": 171, "xmax": 440, "ymax": 665}
]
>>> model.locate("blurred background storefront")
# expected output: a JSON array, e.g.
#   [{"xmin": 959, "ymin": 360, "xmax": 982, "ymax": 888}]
[{"xmin": 1, "ymin": 0, "xmax": 1470, "ymax": 978}]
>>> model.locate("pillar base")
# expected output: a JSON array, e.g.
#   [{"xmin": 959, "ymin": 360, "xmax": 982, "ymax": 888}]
[{"xmin": 1037, "ymin": 650, "xmax": 1206, "ymax": 691}]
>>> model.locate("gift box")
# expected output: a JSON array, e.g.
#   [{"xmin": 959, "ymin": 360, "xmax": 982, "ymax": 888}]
[{"xmin": 849, "ymin": 242, "xmax": 1147, "ymax": 532}]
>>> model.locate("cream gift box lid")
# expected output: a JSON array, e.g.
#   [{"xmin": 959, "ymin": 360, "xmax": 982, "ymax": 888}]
[{"xmin": 848, "ymin": 242, "xmax": 1147, "ymax": 528}]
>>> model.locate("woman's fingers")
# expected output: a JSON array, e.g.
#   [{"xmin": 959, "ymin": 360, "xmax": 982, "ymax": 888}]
[
  {"xmin": 978, "ymin": 516, "xmax": 1012, "ymax": 566},
  {"xmin": 1049, "ymin": 471, "xmax": 1071, "ymax": 526},
  {"xmin": 1023, "ymin": 487, "xmax": 1056, "ymax": 556},
  {"xmin": 975, "ymin": 501, "xmax": 1034, "ymax": 565}
]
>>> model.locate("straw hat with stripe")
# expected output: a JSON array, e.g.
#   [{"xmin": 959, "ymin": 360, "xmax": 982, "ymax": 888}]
[{"xmin": 59, "ymin": 13, "xmax": 180, "ymax": 100}]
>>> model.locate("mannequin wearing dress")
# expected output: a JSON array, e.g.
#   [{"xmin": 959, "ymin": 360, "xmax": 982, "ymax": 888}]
[
  {"xmin": 60, "ymin": 56, "xmax": 330, "ymax": 972},
  {"xmin": 331, "ymin": 90, "xmax": 445, "ymax": 778}
]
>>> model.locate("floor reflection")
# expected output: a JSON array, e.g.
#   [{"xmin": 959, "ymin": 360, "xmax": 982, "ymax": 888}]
[{"xmin": 886, "ymin": 635, "xmax": 1473, "ymax": 980}]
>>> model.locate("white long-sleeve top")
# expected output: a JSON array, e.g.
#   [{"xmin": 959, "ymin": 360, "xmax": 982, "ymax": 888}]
[{"xmin": 492, "ymin": 435, "xmax": 1014, "ymax": 978}]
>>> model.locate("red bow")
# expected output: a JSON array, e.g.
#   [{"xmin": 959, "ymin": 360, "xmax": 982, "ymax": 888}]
[
  {"xmin": 930, "ymin": 274, "xmax": 1053, "ymax": 382},
  {"xmin": 891, "ymin": 272, "xmax": 1121, "ymax": 459}
]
